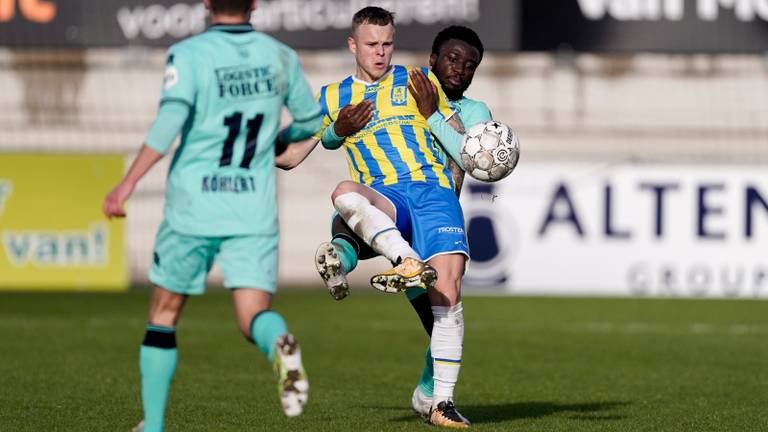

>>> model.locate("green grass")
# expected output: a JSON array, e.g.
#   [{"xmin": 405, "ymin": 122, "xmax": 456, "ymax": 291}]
[{"xmin": 0, "ymin": 289, "xmax": 767, "ymax": 431}]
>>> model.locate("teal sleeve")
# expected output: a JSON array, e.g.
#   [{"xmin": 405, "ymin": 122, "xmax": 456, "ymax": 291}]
[
  {"xmin": 427, "ymin": 112, "xmax": 464, "ymax": 165},
  {"xmin": 277, "ymin": 47, "xmax": 323, "ymax": 144},
  {"xmin": 160, "ymin": 45, "xmax": 196, "ymax": 106},
  {"xmin": 428, "ymin": 99, "xmax": 494, "ymax": 167},
  {"xmin": 321, "ymin": 122, "xmax": 344, "ymax": 150},
  {"xmin": 462, "ymin": 100, "xmax": 493, "ymax": 127},
  {"xmin": 144, "ymin": 101, "xmax": 191, "ymax": 154}
]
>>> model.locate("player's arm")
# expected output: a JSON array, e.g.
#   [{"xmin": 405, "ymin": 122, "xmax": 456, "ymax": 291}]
[
  {"xmin": 104, "ymin": 45, "xmax": 195, "ymax": 219},
  {"xmin": 103, "ymin": 100, "xmax": 190, "ymax": 218},
  {"xmin": 103, "ymin": 144, "xmax": 163, "ymax": 219},
  {"xmin": 408, "ymin": 69, "xmax": 464, "ymax": 165},
  {"xmin": 274, "ymin": 138, "xmax": 320, "ymax": 170},
  {"xmin": 276, "ymin": 47, "xmax": 324, "ymax": 153},
  {"xmin": 320, "ymin": 101, "xmax": 373, "ymax": 149}
]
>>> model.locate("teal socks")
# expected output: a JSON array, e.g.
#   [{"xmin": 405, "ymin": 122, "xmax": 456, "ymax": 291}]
[
  {"xmin": 250, "ymin": 310, "xmax": 288, "ymax": 362},
  {"xmin": 140, "ymin": 325, "xmax": 178, "ymax": 432},
  {"xmin": 405, "ymin": 286, "xmax": 427, "ymax": 301},
  {"xmin": 405, "ymin": 288, "xmax": 435, "ymax": 398},
  {"xmin": 332, "ymin": 238, "xmax": 358, "ymax": 273},
  {"xmin": 418, "ymin": 346, "xmax": 435, "ymax": 397}
]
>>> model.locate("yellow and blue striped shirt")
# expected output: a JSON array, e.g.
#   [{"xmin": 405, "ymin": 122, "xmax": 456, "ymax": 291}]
[{"xmin": 315, "ymin": 65, "xmax": 456, "ymax": 190}]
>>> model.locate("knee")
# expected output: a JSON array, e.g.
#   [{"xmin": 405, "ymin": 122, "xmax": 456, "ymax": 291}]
[
  {"xmin": 331, "ymin": 181, "xmax": 360, "ymax": 202},
  {"xmin": 432, "ymin": 272, "xmax": 463, "ymax": 306},
  {"xmin": 148, "ymin": 292, "xmax": 185, "ymax": 327}
]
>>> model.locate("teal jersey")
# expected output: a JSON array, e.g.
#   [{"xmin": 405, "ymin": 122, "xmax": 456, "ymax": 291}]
[
  {"xmin": 146, "ymin": 24, "xmax": 321, "ymax": 236},
  {"xmin": 429, "ymin": 96, "xmax": 493, "ymax": 167}
]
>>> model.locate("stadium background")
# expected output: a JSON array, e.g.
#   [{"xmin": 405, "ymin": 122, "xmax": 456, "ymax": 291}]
[
  {"xmin": 0, "ymin": 0, "xmax": 766, "ymax": 297},
  {"xmin": 1, "ymin": 2, "xmax": 767, "ymax": 431}
]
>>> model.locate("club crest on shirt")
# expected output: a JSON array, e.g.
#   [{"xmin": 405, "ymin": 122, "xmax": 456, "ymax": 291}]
[
  {"xmin": 163, "ymin": 66, "xmax": 179, "ymax": 90},
  {"xmin": 391, "ymin": 86, "xmax": 407, "ymax": 106}
]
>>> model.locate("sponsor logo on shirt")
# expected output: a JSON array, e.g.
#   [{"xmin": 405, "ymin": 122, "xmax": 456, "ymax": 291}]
[
  {"xmin": 437, "ymin": 226, "xmax": 465, "ymax": 234},
  {"xmin": 215, "ymin": 65, "xmax": 279, "ymax": 100}
]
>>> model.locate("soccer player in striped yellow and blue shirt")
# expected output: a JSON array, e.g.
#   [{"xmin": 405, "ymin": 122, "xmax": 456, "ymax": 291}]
[
  {"xmin": 315, "ymin": 65, "xmax": 456, "ymax": 190},
  {"xmin": 312, "ymin": 7, "xmax": 472, "ymax": 428}
]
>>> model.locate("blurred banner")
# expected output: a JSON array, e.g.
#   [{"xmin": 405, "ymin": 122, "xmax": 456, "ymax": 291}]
[
  {"xmin": 2, "ymin": 0, "xmax": 768, "ymax": 52},
  {"xmin": 462, "ymin": 163, "xmax": 768, "ymax": 299},
  {"xmin": 0, "ymin": 154, "xmax": 127, "ymax": 291},
  {"xmin": 521, "ymin": 0, "xmax": 768, "ymax": 52},
  {"xmin": 0, "ymin": 0, "xmax": 516, "ymax": 50}
]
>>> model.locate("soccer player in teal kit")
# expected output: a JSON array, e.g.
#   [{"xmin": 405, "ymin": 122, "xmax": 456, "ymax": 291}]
[{"xmin": 102, "ymin": 1, "xmax": 322, "ymax": 430}]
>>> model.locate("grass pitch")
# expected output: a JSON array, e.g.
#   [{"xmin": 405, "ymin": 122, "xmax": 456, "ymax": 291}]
[{"xmin": 0, "ymin": 288, "xmax": 766, "ymax": 431}]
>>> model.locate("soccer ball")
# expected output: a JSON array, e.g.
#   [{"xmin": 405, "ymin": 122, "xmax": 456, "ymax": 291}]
[{"xmin": 460, "ymin": 121, "xmax": 520, "ymax": 182}]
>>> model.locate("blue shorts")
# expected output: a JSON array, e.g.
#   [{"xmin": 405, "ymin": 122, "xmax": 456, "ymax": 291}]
[
  {"xmin": 149, "ymin": 220, "xmax": 278, "ymax": 295},
  {"xmin": 373, "ymin": 182, "xmax": 469, "ymax": 261}
]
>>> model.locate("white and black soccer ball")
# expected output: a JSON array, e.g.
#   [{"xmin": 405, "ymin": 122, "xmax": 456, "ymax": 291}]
[{"xmin": 460, "ymin": 120, "xmax": 520, "ymax": 182}]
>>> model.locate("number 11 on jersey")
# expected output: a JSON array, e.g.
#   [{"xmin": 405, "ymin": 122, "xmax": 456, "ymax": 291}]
[{"xmin": 220, "ymin": 111, "xmax": 264, "ymax": 169}]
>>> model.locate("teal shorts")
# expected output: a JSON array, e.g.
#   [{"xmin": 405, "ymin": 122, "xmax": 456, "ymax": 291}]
[{"xmin": 149, "ymin": 220, "xmax": 278, "ymax": 295}]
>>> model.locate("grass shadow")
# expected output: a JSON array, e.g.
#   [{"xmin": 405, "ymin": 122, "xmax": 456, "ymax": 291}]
[
  {"xmin": 383, "ymin": 400, "xmax": 631, "ymax": 424},
  {"xmin": 463, "ymin": 401, "xmax": 632, "ymax": 424}
]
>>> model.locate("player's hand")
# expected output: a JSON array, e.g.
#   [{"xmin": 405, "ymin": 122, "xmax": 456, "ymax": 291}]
[
  {"xmin": 102, "ymin": 181, "xmax": 135, "ymax": 219},
  {"xmin": 334, "ymin": 100, "xmax": 373, "ymax": 137},
  {"xmin": 408, "ymin": 70, "xmax": 438, "ymax": 119}
]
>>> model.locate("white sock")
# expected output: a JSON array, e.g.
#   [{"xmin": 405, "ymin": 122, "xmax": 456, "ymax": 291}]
[
  {"xmin": 333, "ymin": 192, "xmax": 418, "ymax": 263},
  {"xmin": 431, "ymin": 302, "xmax": 464, "ymax": 406}
]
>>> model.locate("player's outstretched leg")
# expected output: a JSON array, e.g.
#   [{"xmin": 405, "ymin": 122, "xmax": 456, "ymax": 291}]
[
  {"xmin": 370, "ymin": 257, "xmax": 438, "ymax": 293},
  {"xmin": 273, "ymin": 333, "xmax": 309, "ymax": 417},
  {"xmin": 315, "ymin": 241, "xmax": 349, "ymax": 300},
  {"xmin": 249, "ymin": 308, "xmax": 308, "ymax": 417}
]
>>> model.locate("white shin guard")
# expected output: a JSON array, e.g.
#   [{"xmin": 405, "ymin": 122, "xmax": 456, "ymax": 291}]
[
  {"xmin": 333, "ymin": 192, "xmax": 417, "ymax": 263},
  {"xmin": 431, "ymin": 302, "xmax": 464, "ymax": 405}
]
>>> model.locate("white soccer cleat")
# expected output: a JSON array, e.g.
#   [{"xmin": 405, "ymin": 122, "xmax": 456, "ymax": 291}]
[
  {"xmin": 370, "ymin": 257, "xmax": 437, "ymax": 293},
  {"xmin": 131, "ymin": 420, "xmax": 144, "ymax": 432},
  {"xmin": 273, "ymin": 333, "xmax": 308, "ymax": 417},
  {"xmin": 411, "ymin": 386, "xmax": 433, "ymax": 419},
  {"xmin": 315, "ymin": 242, "xmax": 350, "ymax": 300}
]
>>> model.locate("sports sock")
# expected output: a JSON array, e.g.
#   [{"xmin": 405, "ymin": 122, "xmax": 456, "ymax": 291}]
[
  {"xmin": 250, "ymin": 310, "xmax": 288, "ymax": 362},
  {"xmin": 333, "ymin": 192, "xmax": 418, "ymax": 263},
  {"xmin": 331, "ymin": 237, "xmax": 358, "ymax": 273},
  {"xmin": 406, "ymin": 288, "xmax": 434, "ymax": 336},
  {"xmin": 140, "ymin": 325, "xmax": 178, "ymax": 432},
  {"xmin": 431, "ymin": 303, "xmax": 464, "ymax": 405},
  {"xmin": 418, "ymin": 346, "xmax": 435, "ymax": 397},
  {"xmin": 405, "ymin": 288, "xmax": 435, "ymax": 398}
]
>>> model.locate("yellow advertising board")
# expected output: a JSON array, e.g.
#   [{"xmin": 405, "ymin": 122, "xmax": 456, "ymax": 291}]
[{"xmin": 0, "ymin": 154, "xmax": 127, "ymax": 291}]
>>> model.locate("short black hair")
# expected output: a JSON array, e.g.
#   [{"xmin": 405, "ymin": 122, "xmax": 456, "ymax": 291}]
[
  {"xmin": 352, "ymin": 6, "xmax": 395, "ymax": 30},
  {"xmin": 431, "ymin": 26, "xmax": 484, "ymax": 62},
  {"xmin": 209, "ymin": 0, "xmax": 252, "ymax": 15}
]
